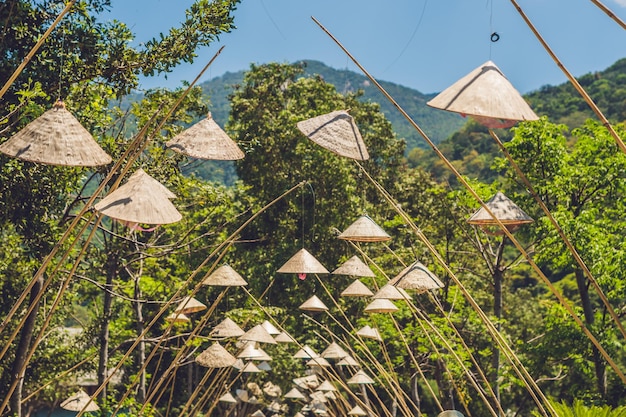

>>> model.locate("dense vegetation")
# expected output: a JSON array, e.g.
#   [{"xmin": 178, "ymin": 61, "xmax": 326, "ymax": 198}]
[{"xmin": 1, "ymin": 2, "xmax": 626, "ymax": 417}]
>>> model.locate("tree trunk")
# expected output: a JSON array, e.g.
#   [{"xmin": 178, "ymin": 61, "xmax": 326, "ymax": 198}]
[
  {"xmin": 491, "ymin": 237, "xmax": 506, "ymax": 414},
  {"xmin": 134, "ymin": 275, "xmax": 146, "ymax": 403},
  {"xmin": 9, "ymin": 274, "xmax": 44, "ymax": 417}
]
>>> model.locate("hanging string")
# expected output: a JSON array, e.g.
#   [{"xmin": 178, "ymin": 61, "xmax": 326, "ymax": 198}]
[{"xmin": 57, "ymin": 29, "xmax": 66, "ymax": 101}]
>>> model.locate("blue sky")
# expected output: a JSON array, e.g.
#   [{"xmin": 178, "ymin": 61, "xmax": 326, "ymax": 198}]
[{"xmin": 105, "ymin": 0, "xmax": 626, "ymax": 95}]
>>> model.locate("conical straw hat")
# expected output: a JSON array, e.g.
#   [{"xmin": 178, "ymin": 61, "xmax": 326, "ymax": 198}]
[
  {"xmin": 356, "ymin": 325, "xmax": 382, "ymax": 341},
  {"xmin": 373, "ymin": 284, "xmax": 410, "ymax": 300},
  {"xmin": 285, "ymin": 387, "xmax": 307, "ymax": 400},
  {"xmin": 310, "ymin": 391, "xmax": 328, "ymax": 403},
  {"xmin": 336, "ymin": 354, "xmax": 359, "ymax": 367},
  {"xmin": 293, "ymin": 374, "xmax": 319, "ymax": 389},
  {"xmin": 332, "ymin": 256, "xmax": 376, "ymax": 277},
  {"xmin": 426, "ymin": 61, "xmax": 538, "ymax": 128},
  {"xmin": 202, "ymin": 264, "xmax": 248, "ymax": 287},
  {"xmin": 293, "ymin": 345, "xmax": 319, "ymax": 359},
  {"xmin": 348, "ymin": 405, "xmax": 368, "ymax": 416},
  {"xmin": 232, "ymin": 358, "xmax": 245, "ymax": 370},
  {"xmin": 239, "ymin": 324, "xmax": 278, "ymax": 344},
  {"xmin": 60, "ymin": 389, "xmax": 99, "ymax": 412},
  {"xmin": 307, "ymin": 356, "xmax": 331, "ymax": 367},
  {"xmin": 438, "ymin": 411, "xmax": 465, "ymax": 417},
  {"xmin": 347, "ymin": 370, "xmax": 375, "ymax": 385},
  {"xmin": 261, "ymin": 320, "xmax": 280, "ymax": 335},
  {"xmin": 166, "ymin": 112, "xmax": 244, "ymax": 160},
  {"xmin": 299, "ymin": 295, "xmax": 328, "ymax": 312},
  {"xmin": 316, "ymin": 380, "xmax": 337, "ymax": 392},
  {"xmin": 297, "ymin": 110, "xmax": 369, "ymax": 160},
  {"xmin": 324, "ymin": 391, "xmax": 337, "ymax": 401},
  {"xmin": 277, "ymin": 248, "xmax": 329, "ymax": 274},
  {"xmin": 210, "ymin": 317, "xmax": 245, "ymax": 338},
  {"xmin": 250, "ymin": 410, "xmax": 265, "ymax": 417},
  {"xmin": 364, "ymin": 298, "xmax": 398, "ymax": 314},
  {"xmin": 218, "ymin": 392, "xmax": 237, "ymax": 403},
  {"xmin": 237, "ymin": 342, "xmax": 265, "ymax": 359},
  {"xmin": 341, "ymin": 279, "xmax": 374, "ymax": 298},
  {"xmin": 388, "ymin": 261, "xmax": 444, "ymax": 292},
  {"xmin": 274, "ymin": 331, "xmax": 296, "ymax": 343},
  {"xmin": 0, "ymin": 100, "xmax": 112, "ymax": 166},
  {"xmin": 321, "ymin": 341, "xmax": 348, "ymax": 359},
  {"xmin": 196, "ymin": 342, "xmax": 237, "ymax": 368},
  {"xmin": 165, "ymin": 312, "xmax": 190, "ymax": 324},
  {"xmin": 240, "ymin": 361, "xmax": 262, "ymax": 373},
  {"xmin": 338, "ymin": 215, "xmax": 391, "ymax": 242},
  {"xmin": 257, "ymin": 361, "xmax": 272, "ymax": 371},
  {"xmin": 94, "ymin": 169, "xmax": 182, "ymax": 225},
  {"xmin": 174, "ymin": 296, "xmax": 206, "ymax": 314},
  {"xmin": 467, "ymin": 191, "xmax": 533, "ymax": 227},
  {"xmin": 250, "ymin": 346, "xmax": 272, "ymax": 362}
]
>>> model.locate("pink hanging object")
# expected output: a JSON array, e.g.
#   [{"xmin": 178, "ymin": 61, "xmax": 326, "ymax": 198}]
[{"xmin": 298, "ymin": 273, "xmax": 307, "ymax": 281}]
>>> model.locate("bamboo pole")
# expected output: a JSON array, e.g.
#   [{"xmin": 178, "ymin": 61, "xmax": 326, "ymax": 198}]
[{"xmin": 589, "ymin": 0, "xmax": 626, "ymax": 30}]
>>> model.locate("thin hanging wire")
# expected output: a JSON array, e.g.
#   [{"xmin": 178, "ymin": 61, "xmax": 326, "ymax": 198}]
[{"xmin": 57, "ymin": 29, "xmax": 66, "ymax": 101}]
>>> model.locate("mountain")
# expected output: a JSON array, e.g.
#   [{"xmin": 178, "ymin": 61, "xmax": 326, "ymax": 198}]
[{"xmin": 199, "ymin": 60, "xmax": 466, "ymax": 151}]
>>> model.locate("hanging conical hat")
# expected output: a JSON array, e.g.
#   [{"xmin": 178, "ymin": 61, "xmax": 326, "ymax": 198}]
[
  {"xmin": 250, "ymin": 410, "xmax": 266, "ymax": 417},
  {"xmin": 310, "ymin": 390, "xmax": 328, "ymax": 403},
  {"xmin": 285, "ymin": 387, "xmax": 307, "ymax": 400},
  {"xmin": 60, "ymin": 389, "xmax": 99, "ymax": 412},
  {"xmin": 321, "ymin": 341, "xmax": 348, "ymax": 359},
  {"xmin": 210, "ymin": 317, "xmax": 245, "ymax": 338},
  {"xmin": 218, "ymin": 392, "xmax": 237, "ymax": 403},
  {"xmin": 240, "ymin": 361, "xmax": 262, "ymax": 373},
  {"xmin": 274, "ymin": 331, "xmax": 296, "ymax": 343},
  {"xmin": 388, "ymin": 261, "xmax": 444, "ymax": 292},
  {"xmin": 293, "ymin": 345, "xmax": 319, "ymax": 359},
  {"xmin": 277, "ymin": 248, "xmax": 329, "ymax": 274},
  {"xmin": 340, "ymin": 279, "xmax": 374, "ymax": 298},
  {"xmin": 293, "ymin": 374, "xmax": 319, "ymax": 390},
  {"xmin": 467, "ymin": 192, "xmax": 534, "ymax": 227},
  {"xmin": 232, "ymin": 358, "xmax": 245, "ymax": 370},
  {"xmin": 348, "ymin": 405, "xmax": 368, "ymax": 416},
  {"xmin": 316, "ymin": 380, "xmax": 337, "ymax": 392},
  {"xmin": 202, "ymin": 264, "xmax": 248, "ymax": 287},
  {"xmin": 299, "ymin": 295, "xmax": 328, "ymax": 312},
  {"xmin": 438, "ymin": 411, "xmax": 465, "ymax": 417},
  {"xmin": 237, "ymin": 342, "xmax": 265, "ymax": 360},
  {"xmin": 336, "ymin": 354, "xmax": 359, "ymax": 367},
  {"xmin": 239, "ymin": 324, "xmax": 278, "ymax": 344},
  {"xmin": 426, "ymin": 61, "xmax": 538, "ymax": 128},
  {"xmin": 174, "ymin": 296, "xmax": 206, "ymax": 314},
  {"xmin": 295, "ymin": 413, "xmax": 306, "ymax": 417},
  {"xmin": 267, "ymin": 400, "xmax": 282, "ymax": 412},
  {"xmin": 356, "ymin": 325, "xmax": 382, "ymax": 341},
  {"xmin": 250, "ymin": 346, "xmax": 273, "ymax": 362},
  {"xmin": 261, "ymin": 320, "xmax": 281, "ymax": 335},
  {"xmin": 257, "ymin": 361, "xmax": 272, "ymax": 371},
  {"xmin": 165, "ymin": 312, "xmax": 190, "ymax": 324},
  {"xmin": 0, "ymin": 100, "xmax": 112, "ymax": 166},
  {"xmin": 332, "ymin": 256, "xmax": 376, "ymax": 277},
  {"xmin": 338, "ymin": 215, "xmax": 391, "ymax": 242},
  {"xmin": 296, "ymin": 110, "xmax": 369, "ymax": 160},
  {"xmin": 166, "ymin": 112, "xmax": 244, "ymax": 160},
  {"xmin": 373, "ymin": 284, "xmax": 410, "ymax": 300},
  {"xmin": 307, "ymin": 356, "xmax": 331, "ymax": 367},
  {"xmin": 195, "ymin": 342, "xmax": 236, "ymax": 368},
  {"xmin": 347, "ymin": 370, "xmax": 375, "ymax": 385},
  {"xmin": 94, "ymin": 169, "xmax": 182, "ymax": 225},
  {"xmin": 364, "ymin": 298, "xmax": 398, "ymax": 314}
]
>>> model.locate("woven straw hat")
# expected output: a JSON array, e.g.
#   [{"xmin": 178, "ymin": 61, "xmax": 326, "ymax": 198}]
[
  {"xmin": 310, "ymin": 391, "xmax": 328, "ymax": 403},
  {"xmin": 348, "ymin": 405, "xmax": 368, "ymax": 416},
  {"xmin": 299, "ymin": 295, "xmax": 328, "ymax": 312},
  {"xmin": 60, "ymin": 389, "xmax": 99, "ymax": 412},
  {"xmin": 277, "ymin": 248, "xmax": 329, "ymax": 274},
  {"xmin": 166, "ymin": 112, "xmax": 244, "ymax": 160},
  {"xmin": 94, "ymin": 169, "xmax": 182, "ymax": 225},
  {"xmin": 258, "ymin": 361, "xmax": 272, "ymax": 371},
  {"xmin": 364, "ymin": 298, "xmax": 398, "ymax": 314},
  {"xmin": 296, "ymin": 110, "xmax": 369, "ymax": 160},
  {"xmin": 347, "ymin": 370, "xmax": 375, "ymax": 385},
  {"xmin": 218, "ymin": 392, "xmax": 237, "ymax": 403},
  {"xmin": 341, "ymin": 279, "xmax": 374, "ymax": 298},
  {"xmin": 356, "ymin": 325, "xmax": 382, "ymax": 341},
  {"xmin": 438, "ymin": 411, "xmax": 465, "ymax": 417},
  {"xmin": 196, "ymin": 342, "xmax": 236, "ymax": 368},
  {"xmin": 321, "ymin": 341, "xmax": 348, "ymax": 360},
  {"xmin": 202, "ymin": 264, "xmax": 248, "ymax": 287},
  {"xmin": 388, "ymin": 261, "xmax": 444, "ymax": 292},
  {"xmin": 274, "ymin": 331, "xmax": 296, "ymax": 343},
  {"xmin": 0, "ymin": 101, "xmax": 112, "ymax": 166},
  {"xmin": 336, "ymin": 354, "xmax": 359, "ymax": 367},
  {"xmin": 467, "ymin": 191, "xmax": 533, "ymax": 229},
  {"xmin": 250, "ymin": 346, "xmax": 273, "ymax": 362},
  {"xmin": 427, "ymin": 61, "xmax": 538, "ymax": 128},
  {"xmin": 250, "ymin": 409, "xmax": 265, "ymax": 417},
  {"xmin": 237, "ymin": 342, "xmax": 265, "ymax": 360},
  {"xmin": 174, "ymin": 296, "xmax": 206, "ymax": 315},
  {"xmin": 239, "ymin": 324, "xmax": 278, "ymax": 344},
  {"xmin": 261, "ymin": 320, "xmax": 280, "ymax": 335},
  {"xmin": 285, "ymin": 387, "xmax": 307, "ymax": 400},
  {"xmin": 240, "ymin": 361, "xmax": 262, "ymax": 373},
  {"xmin": 293, "ymin": 345, "xmax": 319, "ymax": 359},
  {"xmin": 332, "ymin": 256, "xmax": 376, "ymax": 277},
  {"xmin": 165, "ymin": 312, "xmax": 190, "ymax": 324},
  {"xmin": 373, "ymin": 284, "xmax": 410, "ymax": 300},
  {"xmin": 210, "ymin": 317, "xmax": 245, "ymax": 338},
  {"xmin": 316, "ymin": 380, "xmax": 337, "ymax": 392},
  {"xmin": 307, "ymin": 356, "xmax": 331, "ymax": 367},
  {"xmin": 293, "ymin": 374, "xmax": 319, "ymax": 390},
  {"xmin": 338, "ymin": 215, "xmax": 391, "ymax": 242}
]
